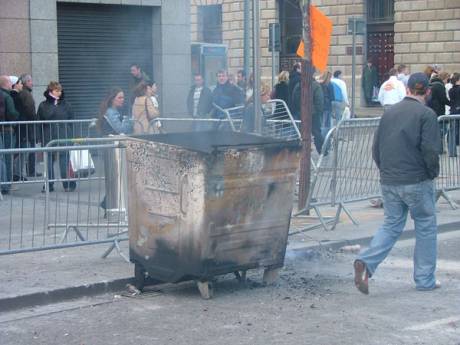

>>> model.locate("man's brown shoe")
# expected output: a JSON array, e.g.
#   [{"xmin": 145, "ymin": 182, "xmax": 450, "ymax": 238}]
[{"xmin": 354, "ymin": 260, "xmax": 369, "ymax": 295}]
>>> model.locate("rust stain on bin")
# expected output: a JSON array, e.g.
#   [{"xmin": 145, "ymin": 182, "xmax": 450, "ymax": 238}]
[{"xmin": 126, "ymin": 132, "xmax": 300, "ymax": 283}]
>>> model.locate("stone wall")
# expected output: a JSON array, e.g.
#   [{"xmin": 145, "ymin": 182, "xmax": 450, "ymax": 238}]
[
  {"xmin": 394, "ymin": 0, "xmax": 460, "ymax": 74},
  {"xmin": 0, "ymin": 0, "xmax": 32, "ymax": 76}
]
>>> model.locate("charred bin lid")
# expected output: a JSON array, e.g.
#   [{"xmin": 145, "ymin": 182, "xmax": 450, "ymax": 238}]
[{"xmin": 130, "ymin": 131, "xmax": 300, "ymax": 154}]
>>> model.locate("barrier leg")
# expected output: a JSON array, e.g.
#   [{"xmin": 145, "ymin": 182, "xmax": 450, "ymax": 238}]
[
  {"xmin": 437, "ymin": 189, "xmax": 458, "ymax": 210},
  {"xmin": 60, "ymin": 226, "xmax": 86, "ymax": 243},
  {"xmin": 340, "ymin": 202, "xmax": 360, "ymax": 226},
  {"xmin": 101, "ymin": 232, "xmax": 129, "ymax": 263}
]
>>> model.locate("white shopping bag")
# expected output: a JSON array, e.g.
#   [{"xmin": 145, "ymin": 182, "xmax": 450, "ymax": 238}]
[
  {"xmin": 69, "ymin": 149, "xmax": 95, "ymax": 177},
  {"xmin": 342, "ymin": 106, "xmax": 351, "ymax": 120}
]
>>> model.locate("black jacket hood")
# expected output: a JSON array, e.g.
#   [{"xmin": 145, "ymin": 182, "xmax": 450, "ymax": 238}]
[{"xmin": 43, "ymin": 89, "xmax": 65, "ymax": 102}]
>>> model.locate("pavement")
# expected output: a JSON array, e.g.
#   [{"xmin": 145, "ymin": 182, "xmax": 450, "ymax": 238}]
[{"xmin": 0, "ymin": 189, "xmax": 459, "ymax": 313}]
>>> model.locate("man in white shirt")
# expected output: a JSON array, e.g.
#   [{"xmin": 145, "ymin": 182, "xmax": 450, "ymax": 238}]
[
  {"xmin": 378, "ymin": 68, "xmax": 406, "ymax": 109},
  {"xmin": 187, "ymin": 74, "xmax": 213, "ymax": 130},
  {"xmin": 331, "ymin": 70, "xmax": 349, "ymax": 122}
]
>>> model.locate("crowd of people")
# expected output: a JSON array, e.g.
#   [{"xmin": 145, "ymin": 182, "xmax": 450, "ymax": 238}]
[{"xmin": 1, "ymin": 61, "xmax": 459, "ymax": 196}]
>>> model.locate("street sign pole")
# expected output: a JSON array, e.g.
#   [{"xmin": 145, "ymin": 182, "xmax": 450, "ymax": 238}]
[
  {"xmin": 351, "ymin": 17, "xmax": 356, "ymax": 118},
  {"xmin": 252, "ymin": 0, "xmax": 261, "ymax": 133},
  {"xmin": 298, "ymin": 0, "xmax": 312, "ymax": 211},
  {"xmin": 271, "ymin": 24, "xmax": 276, "ymax": 87}
]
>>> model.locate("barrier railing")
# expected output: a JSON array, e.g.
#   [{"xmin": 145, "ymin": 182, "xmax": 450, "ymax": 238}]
[
  {"xmin": 0, "ymin": 137, "xmax": 129, "ymax": 258},
  {"xmin": 296, "ymin": 115, "xmax": 460, "ymax": 231},
  {"xmin": 437, "ymin": 114, "xmax": 460, "ymax": 208}
]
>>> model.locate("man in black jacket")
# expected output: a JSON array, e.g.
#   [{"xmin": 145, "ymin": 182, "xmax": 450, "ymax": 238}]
[
  {"xmin": 187, "ymin": 74, "xmax": 213, "ymax": 131},
  {"xmin": 354, "ymin": 73, "xmax": 441, "ymax": 295},
  {"xmin": 19, "ymin": 74, "xmax": 38, "ymax": 176},
  {"xmin": 0, "ymin": 76, "xmax": 20, "ymax": 194},
  {"xmin": 291, "ymin": 77, "xmax": 324, "ymax": 153}
]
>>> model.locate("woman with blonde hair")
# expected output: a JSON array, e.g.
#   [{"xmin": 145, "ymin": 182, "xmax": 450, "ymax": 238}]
[
  {"xmin": 271, "ymin": 70, "xmax": 290, "ymax": 105},
  {"xmin": 132, "ymin": 81, "xmax": 159, "ymax": 134}
]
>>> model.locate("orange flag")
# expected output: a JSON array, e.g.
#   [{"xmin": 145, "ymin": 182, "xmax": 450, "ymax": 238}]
[{"xmin": 296, "ymin": 5, "xmax": 333, "ymax": 72}]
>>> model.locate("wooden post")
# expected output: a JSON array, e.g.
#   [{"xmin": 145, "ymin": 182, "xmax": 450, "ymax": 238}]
[{"xmin": 298, "ymin": 0, "xmax": 313, "ymax": 211}]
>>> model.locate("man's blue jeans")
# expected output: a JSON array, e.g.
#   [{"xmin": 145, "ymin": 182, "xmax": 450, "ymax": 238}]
[{"xmin": 357, "ymin": 180, "xmax": 437, "ymax": 290}]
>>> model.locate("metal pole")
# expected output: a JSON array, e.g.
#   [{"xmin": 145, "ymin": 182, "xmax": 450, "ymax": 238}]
[
  {"xmin": 351, "ymin": 18, "xmax": 356, "ymax": 118},
  {"xmin": 244, "ymin": 0, "xmax": 250, "ymax": 81},
  {"xmin": 252, "ymin": 0, "xmax": 261, "ymax": 133},
  {"xmin": 298, "ymin": 0, "xmax": 312, "ymax": 210},
  {"xmin": 271, "ymin": 24, "xmax": 276, "ymax": 88}
]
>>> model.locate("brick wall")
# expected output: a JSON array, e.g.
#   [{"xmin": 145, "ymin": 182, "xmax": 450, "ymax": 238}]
[{"xmin": 394, "ymin": 0, "xmax": 460, "ymax": 74}]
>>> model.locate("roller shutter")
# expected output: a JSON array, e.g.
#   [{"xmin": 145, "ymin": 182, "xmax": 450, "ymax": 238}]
[{"xmin": 57, "ymin": 3, "xmax": 153, "ymax": 119}]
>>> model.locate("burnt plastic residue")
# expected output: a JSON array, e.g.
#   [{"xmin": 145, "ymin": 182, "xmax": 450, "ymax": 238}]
[{"xmin": 130, "ymin": 131, "xmax": 299, "ymax": 154}]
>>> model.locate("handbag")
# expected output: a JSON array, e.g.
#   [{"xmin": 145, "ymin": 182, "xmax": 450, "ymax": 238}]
[{"xmin": 69, "ymin": 149, "xmax": 95, "ymax": 178}]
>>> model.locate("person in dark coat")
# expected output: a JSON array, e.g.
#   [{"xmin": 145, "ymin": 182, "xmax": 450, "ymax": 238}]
[
  {"xmin": 9, "ymin": 76, "xmax": 27, "ymax": 181},
  {"xmin": 37, "ymin": 81, "xmax": 76, "ymax": 192},
  {"xmin": 291, "ymin": 77, "xmax": 324, "ymax": 154},
  {"xmin": 362, "ymin": 59, "xmax": 379, "ymax": 106},
  {"xmin": 271, "ymin": 71, "xmax": 290, "ymax": 106},
  {"xmin": 428, "ymin": 75, "xmax": 449, "ymax": 116},
  {"xmin": 447, "ymin": 72, "xmax": 460, "ymax": 157},
  {"xmin": 211, "ymin": 70, "xmax": 245, "ymax": 125},
  {"xmin": 187, "ymin": 74, "xmax": 213, "ymax": 131},
  {"xmin": 428, "ymin": 74, "xmax": 450, "ymax": 152},
  {"xmin": 320, "ymin": 71, "xmax": 335, "ymax": 138},
  {"xmin": 0, "ymin": 75, "xmax": 20, "ymax": 194},
  {"xmin": 128, "ymin": 63, "xmax": 151, "ymax": 107},
  {"xmin": 18, "ymin": 74, "xmax": 38, "ymax": 176},
  {"xmin": 288, "ymin": 62, "xmax": 301, "ymax": 109}
]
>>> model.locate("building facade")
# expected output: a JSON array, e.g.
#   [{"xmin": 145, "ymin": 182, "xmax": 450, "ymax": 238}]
[
  {"xmin": 0, "ymin": 0, "xmax": 191, "ymax": 118},
  {"xmin": 191, "ymin": 0, "xmax": 460, "ymax": 103}
]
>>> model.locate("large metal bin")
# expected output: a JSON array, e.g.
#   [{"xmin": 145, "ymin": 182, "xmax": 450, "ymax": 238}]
[{"xmin": 125, "ymin": 131, "xmax": 300, "ymax": 298}]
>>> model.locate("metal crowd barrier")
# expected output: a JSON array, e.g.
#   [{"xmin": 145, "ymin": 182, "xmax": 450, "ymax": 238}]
[
  {"xmin": 212, "ymin": 99, "xmax": 301, "ymax": 141},
  {"xmin": 0, "ymin": 137, "xmax": 129, "ymax": 258},
  {"xmin": 0, "ymin": 119, "xmax": 96, "ymax": 184},
  {"xmin": 437, "ymin": 114, "xmax": 460, "ymax": 208},
  {"xmin": 296, "ymin": 115, "xmax": 460, "ymax": 231}
]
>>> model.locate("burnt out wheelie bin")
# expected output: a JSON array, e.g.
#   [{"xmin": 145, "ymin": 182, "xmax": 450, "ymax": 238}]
[{"xmin": 125, "ymin": 131, "xmax": 300, "ymax": 298}]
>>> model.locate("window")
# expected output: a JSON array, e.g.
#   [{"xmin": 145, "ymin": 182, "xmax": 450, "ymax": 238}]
[
  {"xmin": 198, "ymin": 5, "xmax": 223, "ymax": 44},
  {"xmin": 279, "ymin": 0, "xmax": 303, "ymax": 55},
  {"xmin": 367, "ymin": 0, "xmax": 394, "ymax": 24}
]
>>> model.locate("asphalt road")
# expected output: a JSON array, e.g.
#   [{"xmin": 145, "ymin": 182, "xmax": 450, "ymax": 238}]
[{"xmin": 1, "ymin": 231, "xmax": 460, "ymax": 345}]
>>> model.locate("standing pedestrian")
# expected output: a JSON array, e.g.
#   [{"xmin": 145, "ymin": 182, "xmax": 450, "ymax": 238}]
[
  {"xmin": 291, "ymin": 76, "xmax": 324, "ymax": 153},
  {"xmin": 236, "ymin": 69, "xmax": 247, "ymax": 90},
  {"xmin": 212, "ymin": 70, "xmax": 245, "ymax": 119},
  {"xmin": 9, "ymin": 76, "xmax": 26, "ymax": 182},
  {"xmin": 331, "ymin": 70, "xmax": 349, "ymax": 124},
  {"xmin": 128, "ymin": 63, "xmax": 151, "ymax": 106},
  {"xmin": 187, "ymin": 73, "xmax": 213, "ymax": 131},
  {"xmin": 377, "ymin": 68, "xmax": 406, "ymax": 110},
  {"xmin": 362, "ymin": 59, "xmax": 379, "ymax": 106},
  {"xmin": 320, "ymin": 71, "xmax": 335, "ymax": 138},
  {"xmin": 271, "ymin": 71, "xmax": 290, "ymax": 105},
  {"xmin": 354, "ymin": 73, "xmax": 441, "ymax": 294},
  {"xmin": 132, "ymin": 82, "xmax": 159, "ymax": 134},
  {"xmin": 0, "ymin": 75, "xmax": 20, "ymax": 195},
  {"xmin": 18, "ymin": 74, "xmax": 39, "ymax": 177},
  {"xmin": 448, "ymin": 72, "xmax": 460, "ymax": 157},
  {"xmin": 397, "ymin": 64, "xmax": 410, "ymax": 87},
  {"xmin": 37, "ymin": 81, "xmax": 76, "ymax": 192},
  {"xmin": 288, "ymin": 62, "xmax": 301, "ymax": 109}
]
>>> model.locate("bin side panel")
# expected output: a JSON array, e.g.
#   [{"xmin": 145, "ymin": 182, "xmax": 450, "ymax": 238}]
[
  {"xmin": 202, "ymin": 147, "xmax": 299, "ymax": 276},
  {"xmin": 126, "ymin": 140, "xmax": 206, "ymax": 282}
]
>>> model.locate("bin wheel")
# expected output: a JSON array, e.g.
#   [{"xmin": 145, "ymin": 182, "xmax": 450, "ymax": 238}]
[
  {"xmin": 263, "ymin": 267, "xmax": 280, "ymax": 285},
  {"xmin": 234, "ymin": 270, "xmax": 247, "ymax": 284},
  {"xmin": 134, "ymin": 263, "xmax": 146, "ymax": 292},
  {"xmin": 197, "ymin": 281, "xmax": 214, "ymax": 299}
]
